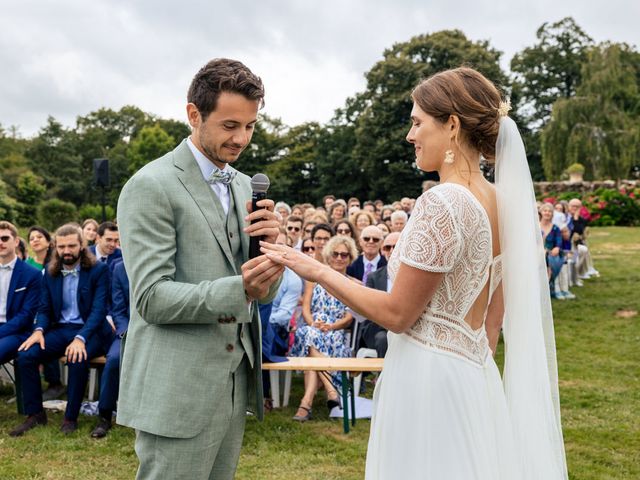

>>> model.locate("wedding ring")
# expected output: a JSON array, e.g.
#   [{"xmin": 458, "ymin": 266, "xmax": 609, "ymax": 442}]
[{"xmin": 282, "ymin": 252, "xmax": 288, "ymax": 258}]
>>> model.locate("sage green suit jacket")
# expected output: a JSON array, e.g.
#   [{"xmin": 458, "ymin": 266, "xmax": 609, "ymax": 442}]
[{"xmin": 116, "ymin": 139, "xmax": 278, "ymax": 438}]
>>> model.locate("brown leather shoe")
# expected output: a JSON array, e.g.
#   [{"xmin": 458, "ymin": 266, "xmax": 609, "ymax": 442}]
[
  {"xmin": 9, "ymin": 411, "xmax": 48, "ymax": 437},
  {"xmin": 60, "ymin": 419, "xmax": 78, "ymax": 435},
  {"xmin": 90, "ymin": 417, "xmax": 112, "ymax": 439}
]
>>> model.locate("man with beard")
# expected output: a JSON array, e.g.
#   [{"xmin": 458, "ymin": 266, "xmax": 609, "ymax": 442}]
[{"xmin": 10, "ymin": 224, "xmax": 111, "ymax": 437}]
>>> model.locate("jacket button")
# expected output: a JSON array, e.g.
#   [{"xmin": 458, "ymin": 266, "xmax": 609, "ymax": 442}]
[
  {"xmin": 226, "ymin": 344, "xmax": 234, "ymax": 352},
  {"xmin": 229, "ymin": 232, "xmax": 233, "ymax": 238}
]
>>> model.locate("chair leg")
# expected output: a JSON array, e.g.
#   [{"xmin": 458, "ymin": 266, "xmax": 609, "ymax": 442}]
[
  {"xmin": 283, "ymin": 371, "xmax": 292, "ymax": 407},
  {"xmin": 269, "ymin": 370, "xmax": 280, "ymax": 408},
  {"xmin": 88, "ymin": 368, "xmax": 97, "ymax": 401},
  {"xmin": 353, "ymin": 373, "xmax": 363, "ymax": 398}
]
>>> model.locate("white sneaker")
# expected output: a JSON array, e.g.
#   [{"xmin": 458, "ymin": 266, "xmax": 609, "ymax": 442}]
[
  {"xmin": 587, "ymin": 268, "xmax": 600, "ymax": 277},
  {"xmin": 575, "ymin": 279, "xmax": 584, "ymax": 287},
  {"xmin": 563, "ymin": 291, "xmax": 576, "ymax": 300}
]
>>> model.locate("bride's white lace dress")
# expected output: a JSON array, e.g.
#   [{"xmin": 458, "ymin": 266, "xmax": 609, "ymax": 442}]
[{"xmin": 365, "ymin": 183, "xmax": 520, "ymax": 479}]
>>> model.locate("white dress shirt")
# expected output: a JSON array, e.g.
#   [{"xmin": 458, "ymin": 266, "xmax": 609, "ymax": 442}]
[
  {"xmin": 187, "ymin": 137, "xmax": 231, "ymax": 215},
  {"xmin": 0, "ymin": 257, "xmax": 18, "ymax": 323}
]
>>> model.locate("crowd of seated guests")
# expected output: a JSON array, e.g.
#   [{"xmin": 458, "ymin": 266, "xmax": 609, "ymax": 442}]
[
  {"xmin": 538, "ymin": 198, "xmax": 600, "ymax": 300},
  {"xmin": 1, "ymin": 187, "xmax": 602, "ymax": 432},
  {"xmin": 0, "ymin": 219, "xmax": 128, "ymax": 439}
]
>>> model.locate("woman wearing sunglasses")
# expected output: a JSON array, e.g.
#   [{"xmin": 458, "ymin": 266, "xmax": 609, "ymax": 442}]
[{"xmin": 289, "ymin": 235, "xmax": 358, "ymax": 422}]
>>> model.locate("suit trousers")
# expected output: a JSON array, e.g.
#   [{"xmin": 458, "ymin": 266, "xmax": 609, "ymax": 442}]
[
  {"xmin": 0, "ymin": 332, "xmax": 29, "ymax": 364},
  {"xmin": 98, "ymin": 337, "xmax": 121, "ymax": 415},
  {"xmin": 17, "ymin": 324, "xmax": 106, "ymax": 420},
  {"xmin": 135, "ymin": 356, "xmax": 249, "ymax": 480}
]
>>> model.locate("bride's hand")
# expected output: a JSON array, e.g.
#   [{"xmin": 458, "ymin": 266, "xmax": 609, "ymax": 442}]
[{"xmin": 260, "ymin": 241, "xmax": 326, "ymax": 283}]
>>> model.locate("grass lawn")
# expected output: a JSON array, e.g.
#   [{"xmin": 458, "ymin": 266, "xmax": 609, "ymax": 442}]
[{"xmin": 0, "ymin": 226, "xmax": 638, "ymax": 479}]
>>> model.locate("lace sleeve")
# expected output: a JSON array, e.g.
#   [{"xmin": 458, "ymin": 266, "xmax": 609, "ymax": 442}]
[{"xmin": 398, "ymin": 188, "xmax": 461, "ymax": 273}]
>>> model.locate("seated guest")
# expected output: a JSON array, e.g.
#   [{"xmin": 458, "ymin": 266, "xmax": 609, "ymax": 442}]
[
  {"xmin": 269, "ymin": 241, "xmax": 305, "ymax": 357},
  {"xmin": 15, "ymin": 237, "xmax": 27, "ymax": 260},
  {"xmin": 554, "ymin": 225, "xmax": 576, "ymax": 300},
  {"xmin": 26, "ymin": 226, "xmax": 53, "ymax": 271},
  {"xmin": 26, "ymin": 226, "xmax": 62, "ymax": 399},
  {"xmin": 539, "ymin": 203, "xmax": 564, "ymax": 298},
  {"xmin": 351, "ymin": 211, "xmax": 376, "ymax": 239},
  {"xmin": 347, "ymin": 226, "xmax": 386, "ymax": 283},
  {"xmin": 360, "ymin": 232, "xmax": 400, "ymax": 358},
  {"xmin": 291, "ymin": 204, "xmax": 305, "ymax": 217},
  {"xmin": 285, "ymin": 215, "xmax": 304, "ymax": 251},
  {"xmin": 322, "ymin": 195, "xmax": 335, "ymax": 210},
  {"xmin": 328, "ymin": 200, "xmax": 347, "ymax": 224},
  {"xmin": 10, "ymin": 224, "xmax": 112, "ymax": 437},
  {"xmin": 567, "ymin": 198, "xmax": 599, "ymax": 280},
  {"xmin": 81, "ymin": 219, "xmax": 99, "ymax": 247},
  {"xmin": 290, "ymin": 236, "xmax": 357, "ymax": 421},
  {"xmin": 0, "ymin": 222, "xmax": 42, "ymax": 366},
  {"xmin": 376, "ymin": 222, "xmax": 390, "ymax": 236},
  {"xmin": 390, "ymin": 210, "xmax": 408, "ymax": 232},
  {"xmin": 334, "ymin": 220, "xmax": 356, "ymax": 240},
  {"xmin": 89, "ymin": 221, "xmax": 122, "ymax": 268},
  {"xmin": 310, "ymin": 223, "xmax": 334, "ymax": 263},
  {"xmin": 301, "ymin": 238, "xmax": 316, "ymax": 258},
  {"xmin": 275, "ymin": 201, "xmax": 291, "ymax": 226},
  {"xmin": 91, "ymin": 259, "xmax": 129, "ymax": 438}
]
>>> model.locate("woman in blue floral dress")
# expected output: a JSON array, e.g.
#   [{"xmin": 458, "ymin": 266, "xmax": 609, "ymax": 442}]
[{"xmin": 291, "ymin": 235, "xmax": 358, "ymax": 421}]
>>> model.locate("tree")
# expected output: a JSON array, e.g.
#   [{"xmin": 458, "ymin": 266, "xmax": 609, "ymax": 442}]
[
  {"xmin": 36, "ymin": 199, "xmax": 78, "ymax": 231},
  {"xmin": 0, "ymin": 178, "xmax": 17, "ymax": 223},
  {"xmin": 240, "ymin": 114, "xmax": 287, "ymax": 179},
  {"xmin": 350, "ymin": 30, "xmax": 509, "ymax": 200},
  {"xmin": 541, "ymin": 43, "xmax": 640, "ymax": 180},
  {"xmin": 265, "ymin": 122, "xmax": 323, "ymax": 203},
  {"xmin": 511, "ymin": 17, "xmax": 593, "ymax": 126},
  {"xmin": 14, "ymin": 171, "xmax": 46, "ymax": 226},
  {"xmin": 25, "ymin": 117, "xmax": 85, "ymax": 205},
  {"xmin": 510, "ymin": 17, "xmax": 594, "ymax": 180},
  {"xmin": 127, "ymin": 124, "xmax": 176, "ymax": 173}
]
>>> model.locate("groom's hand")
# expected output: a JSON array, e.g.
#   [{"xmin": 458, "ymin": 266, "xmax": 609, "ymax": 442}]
[
  {"xmin": 245, "ymin": 199, "xmax": 280, "ymax": 244},
  {"xmin": 242, "ymin": 254, "xmax": 284, "ymax": 301}
]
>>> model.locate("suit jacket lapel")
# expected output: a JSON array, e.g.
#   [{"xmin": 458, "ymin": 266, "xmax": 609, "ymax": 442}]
[
  {"xmin": 173, "ymin": 141, "xmax": 235, "ymax": 267},
  {"xmin": 52, "ymin": 274, "xmax": 63, "ymax": 323},
  {"xmin": 77, "ymin": 268, "xmax": 89, "ymax": 317},
  {"xmin": 229, "ymin": 178, "xmax": 249, "ymax": 261},
  {"xmin": 6, "ymin": 260, "xmax": 21, "ymax": 313}
]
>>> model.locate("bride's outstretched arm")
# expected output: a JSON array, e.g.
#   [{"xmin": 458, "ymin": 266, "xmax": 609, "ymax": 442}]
[{"xmin": 261, "ymin": 242, "xmax": 443, "ymax": 334}]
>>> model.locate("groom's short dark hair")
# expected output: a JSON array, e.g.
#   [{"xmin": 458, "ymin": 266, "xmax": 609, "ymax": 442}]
[{"xmin": 188, "ymin": 58, "xmax": 265, "ymax": 121}]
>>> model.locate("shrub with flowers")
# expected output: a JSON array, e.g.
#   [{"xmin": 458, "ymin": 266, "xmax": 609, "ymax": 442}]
[{"xmin": 538, "ymin": 188, "xmax": 640, "ymax": 226}]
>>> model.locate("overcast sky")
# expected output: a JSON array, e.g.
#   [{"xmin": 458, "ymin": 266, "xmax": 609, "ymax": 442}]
[{"xmin": 1, "ymin": 0, "xmax": 638, "ymax": 137}]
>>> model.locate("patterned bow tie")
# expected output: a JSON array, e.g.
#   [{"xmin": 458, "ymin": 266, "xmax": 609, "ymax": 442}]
[
  {"xmin": 207, "ymin": 168, "xmax": 237, "ymax": 186},
  {"xmin": 0, "ymin": 264, "xmax": 12, "ymax": 271},
  {"xmin": 61, "ymin": 269, "xmax": 78, "ymax": 277}
]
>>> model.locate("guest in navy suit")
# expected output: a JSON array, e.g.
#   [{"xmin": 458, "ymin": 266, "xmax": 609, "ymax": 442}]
[
  {"xmin": 0, "ymin": 221, "xmax": 42, "ymax": 365},
  {"xmin": 91, "ymin": 259, "xmax": 129, "ymax": 438},
  {"xmin": 361, "ymin": 232, "xmax": 400, "ymax": 358},
  {"xmin": 89, "ymin": 221, "xmax": 122, "ymax": 269},
  {"xmin": 10, "ymin": 224, "xmax": 112, "ymax": 437},
  {"xmin": 346, "ymin": 225, "xmax": 386, "ymax": 283}
]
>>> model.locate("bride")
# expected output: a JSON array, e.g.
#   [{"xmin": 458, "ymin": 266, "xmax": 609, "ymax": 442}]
[{"xmin": 261, "ymin": 67, "xmax": 568, "ymax": 479}]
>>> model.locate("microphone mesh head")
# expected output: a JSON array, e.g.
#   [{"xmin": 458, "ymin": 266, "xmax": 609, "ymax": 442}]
[{"xmin": 250, "ymin": 173, "xmax": 270, "ymax": 193}]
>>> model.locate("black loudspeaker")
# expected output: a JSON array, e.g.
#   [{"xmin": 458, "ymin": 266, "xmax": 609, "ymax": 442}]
[{"xmin": 93, "ymin": 158, "xmax": 110, "ymax": 187}]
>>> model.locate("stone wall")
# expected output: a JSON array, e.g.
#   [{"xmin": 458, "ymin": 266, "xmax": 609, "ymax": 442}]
[{"xmin": 534, "ymin": 179, "xmax": 639, "ymax": 196}]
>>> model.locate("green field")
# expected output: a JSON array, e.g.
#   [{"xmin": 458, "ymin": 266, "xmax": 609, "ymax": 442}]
[{"xmin": 1, "ymin": 227, "xmax": 638, "ymax": 479}]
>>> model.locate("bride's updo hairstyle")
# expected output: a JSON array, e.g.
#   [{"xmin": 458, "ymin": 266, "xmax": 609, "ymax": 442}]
[{"xmin": 411, "ymin": 67, "xmax": 503, "ymax": 161}]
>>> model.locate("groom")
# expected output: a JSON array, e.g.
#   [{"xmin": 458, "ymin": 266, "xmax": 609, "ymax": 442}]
[{"xmin": 116, "ymin": 58, "xmax": 283, "ymax": 480}]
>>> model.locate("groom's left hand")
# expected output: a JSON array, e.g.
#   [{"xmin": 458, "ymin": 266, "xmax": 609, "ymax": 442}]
[{"xmin": 245, "ymin": 199, "xmax": 280, "ymax": 244}]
